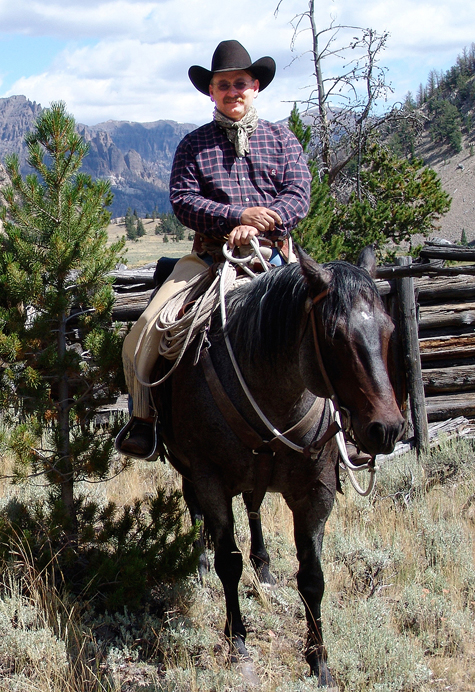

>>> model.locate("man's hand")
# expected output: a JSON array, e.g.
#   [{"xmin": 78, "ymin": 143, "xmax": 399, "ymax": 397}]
[
  {"xmin": 240, "ymin": 207, "xmax": 282, "ymax": 233},
  {"xmin": 227, "ymin": 225, "xmax": 259, "ymax": 248}
]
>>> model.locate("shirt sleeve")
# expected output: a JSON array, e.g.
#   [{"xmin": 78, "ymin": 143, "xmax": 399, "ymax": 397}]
[
  {"xmin": 267, "ymin": 127, "xmax": 312, "ymax": 236},
  {"xmin": 169, "ymin": 136, "xmax": 244, "ymax": 238}
]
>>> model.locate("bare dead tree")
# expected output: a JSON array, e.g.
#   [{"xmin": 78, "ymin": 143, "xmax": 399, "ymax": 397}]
[{"xmin": 276, "ymin": 1, "xmax": 421, "ymax": 193}]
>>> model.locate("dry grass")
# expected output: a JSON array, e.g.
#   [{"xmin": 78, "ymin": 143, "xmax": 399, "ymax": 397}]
[
  {"xmin": 1, "ymin": 437, "xmax": 474, "ymax": 691},
  {"xmin": 107, "ymin": 218, "xmax": 193, "ymax": 268}
]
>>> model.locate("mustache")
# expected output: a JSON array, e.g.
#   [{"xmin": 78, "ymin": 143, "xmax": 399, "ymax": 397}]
[{"xmin": 224, "ymin": 96, "xmax": 245, "ymax": 104}]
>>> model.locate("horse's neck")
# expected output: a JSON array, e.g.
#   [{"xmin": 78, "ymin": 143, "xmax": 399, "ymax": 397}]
[{"xmin": 235, "ymin": 346, "xmax": 312, "ymax": 426}]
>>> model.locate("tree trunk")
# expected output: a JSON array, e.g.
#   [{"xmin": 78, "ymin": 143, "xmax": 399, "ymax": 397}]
[{"xmin": 58, "ymin": 311, "xmax": 77, "ymax": 538}]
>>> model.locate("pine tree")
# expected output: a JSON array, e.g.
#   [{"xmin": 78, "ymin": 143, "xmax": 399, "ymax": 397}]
[
  {"xmin": 288, "ymin": 103, "xmax": 312, "ymax": 153},
  {"xmin": 0, "ymin": 103, "xmax": 200, "ymax": 608},
  {"xmin": 125, "ymin": 207, "xmax": 137, "ymax": 240},
  {"xmin": 288, "ymin": 105, "xmax": 341, "ymax": 260},
  {"xmin": 333, "ymin": 142, "xmax": 452, "ymax": 261},
  {"xmin": 0, "ymin": 102, "xmax": 125, "ymax": 536},
  {"xmin": 136, "ymin": 217, "xmax": 146, "ymax": 237}
]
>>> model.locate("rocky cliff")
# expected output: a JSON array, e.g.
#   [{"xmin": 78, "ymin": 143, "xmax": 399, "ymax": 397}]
[{"xmin": 0, "ymin": 95, "xmax": 197, "ymax": 218}]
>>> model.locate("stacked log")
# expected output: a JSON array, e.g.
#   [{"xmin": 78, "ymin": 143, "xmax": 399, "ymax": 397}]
[
  {"xmin": 397, "ymin": 245, "xmax": 475, "ymax": 423},
  {"xmin": 110, "ymin": 249, "xmax": 475, "ymax": 424}
]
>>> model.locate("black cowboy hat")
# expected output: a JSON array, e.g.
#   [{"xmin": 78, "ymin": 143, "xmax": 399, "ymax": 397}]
[{"xmin": 189, "ymin": 40, "xmax": 276, "ymax": 95}]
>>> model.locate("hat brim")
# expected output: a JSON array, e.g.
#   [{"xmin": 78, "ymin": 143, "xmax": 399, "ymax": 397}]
[{"xmin": 189, "ymin": 57, "xmax": 276, "ymax": 95}]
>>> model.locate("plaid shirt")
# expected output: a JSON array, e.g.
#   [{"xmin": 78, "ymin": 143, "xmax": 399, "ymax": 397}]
[{"xmin": 169, "ymin": 119, "xmax": 311, "ymax": 242}]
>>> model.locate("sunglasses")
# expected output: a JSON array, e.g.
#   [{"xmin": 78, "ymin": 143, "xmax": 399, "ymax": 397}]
[{"xmin": 212, "ymin": 79, "xmax": 255, "ymax": 92}]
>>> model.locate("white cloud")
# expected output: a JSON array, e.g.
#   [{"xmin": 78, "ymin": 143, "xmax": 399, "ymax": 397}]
[
  {"xmin": 0, "ymin": 0, "xmax": 163, "ymax": 38},
  {"xmin": 2, "ymin": 0, "xmax": 475, "ymax": 125}
]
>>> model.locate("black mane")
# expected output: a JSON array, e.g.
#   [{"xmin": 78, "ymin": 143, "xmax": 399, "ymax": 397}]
[{"xmin": 224, "ymin": 260, "xmax": 381, "ymax": 364}]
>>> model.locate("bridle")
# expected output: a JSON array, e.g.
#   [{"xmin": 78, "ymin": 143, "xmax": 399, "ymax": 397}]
[
  {"xmin": 306, "ymin": 290, "xmax": 376, "ymax": 496},
  {"xmin": 220, "ymin": 240, "xmax": 377, "ymax": 496}
]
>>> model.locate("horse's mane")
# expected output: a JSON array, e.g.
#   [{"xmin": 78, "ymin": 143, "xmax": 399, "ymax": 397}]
[{"xmin": 224, "ymin": 260, "xmax": 381, "ymax": 364}]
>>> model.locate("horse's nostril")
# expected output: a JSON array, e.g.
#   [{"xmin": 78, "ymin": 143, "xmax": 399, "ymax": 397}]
[{"xmin": 367, "ymin": 421, "xmax": 387, "ymax": 447}]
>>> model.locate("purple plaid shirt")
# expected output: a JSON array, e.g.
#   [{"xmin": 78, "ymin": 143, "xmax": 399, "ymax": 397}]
[{"xmin": 169, "ymin": 119, "xmax": 311, "ymax": 242}]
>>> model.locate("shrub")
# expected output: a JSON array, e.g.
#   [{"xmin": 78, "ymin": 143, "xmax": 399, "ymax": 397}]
[{"xmin": 0, "ymin": 489, "xmax": 200, "ymax": 612}]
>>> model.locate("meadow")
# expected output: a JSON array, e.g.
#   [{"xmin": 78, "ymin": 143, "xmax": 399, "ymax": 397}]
[
  {"xmin": 107, "ymin": 218, "xmax": 193, "ymax": 268},
  {"xmin": 0, "ymin": 435, "xmax": 474, "ymax": 691}
]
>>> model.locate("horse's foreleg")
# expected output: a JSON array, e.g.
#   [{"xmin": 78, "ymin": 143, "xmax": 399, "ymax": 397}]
[
  {"xmin": 287, "ymin": 492, "xmax": 338, "ymax": 689},
  {"xmin": 242, "ymin": 492, "xmax": 276, "ymax": 586},
  {"xmin": 182, "ymin": 477, "xmax": 210, "ymax": 582},
  {"xmin": 193, "ymin": 480, "xmax": 249, "ymax": 660}
]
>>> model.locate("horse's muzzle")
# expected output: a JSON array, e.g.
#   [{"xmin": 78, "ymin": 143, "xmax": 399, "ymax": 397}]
[{"xmin": 356, "ymin": 416, "xmax": 405, "ymax": 456}]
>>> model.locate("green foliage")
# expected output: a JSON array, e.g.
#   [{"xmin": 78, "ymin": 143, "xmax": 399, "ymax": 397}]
[
  {"xmin": 288, "ymin": 102, "xmax": 311, "ymax": 153},
  {"xmin": 0, "ymin": 101, "xmax": 126, "ymax": 528},
  {"xmin": 125, "ymin": 207, "xmax": 137, "ymax": 240},
  {"xmin": 288, "ymin": 106, "xmax": 342, "ymax": 260},
  {"xmin": 429, "ymin": 99, "xmax": 462, "ymax": 152},
  {"xmin": 292, "ymin": 166, "xmax": 343, "ymax": 261},
  {"xmin": 136, "ymin": 217, "xmax": 146, "ymax": 238},
  {"xmin": 461, "ymin": 228, "xmax": 468, "ymax": 244},
  {"xmin": 332, "ymin": 143, "xmax": 451, "ymax": 262},
  {"xmin": 157, "ymin": 212, "xmax": 186, "ymax": 241},
  {"xmin": 288, "ymin": 105, "xmax": 449, "ymax": 262},
  {"xmin": 0, "ymin": 489, "xmax": 200, "ymax": 612}
]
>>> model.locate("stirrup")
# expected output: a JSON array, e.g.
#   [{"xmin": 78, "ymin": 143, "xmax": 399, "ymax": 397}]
[{"xmin": 115, "ymin": 416, "xmax": 161, "ymax": 461}]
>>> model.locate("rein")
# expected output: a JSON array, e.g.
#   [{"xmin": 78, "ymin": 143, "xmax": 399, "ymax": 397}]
[
  {"xmin": 218, "ymin": 239, "xmax": 376, "ymax": 497},
  {"xmin": 307, "ymin": 292, "xmax": 376, "ymax": 496}
]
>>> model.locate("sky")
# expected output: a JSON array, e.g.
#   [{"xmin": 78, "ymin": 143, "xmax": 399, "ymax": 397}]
[{"xmin": 0, "ymin": 0, "xmax": 474, "ymax": 127}]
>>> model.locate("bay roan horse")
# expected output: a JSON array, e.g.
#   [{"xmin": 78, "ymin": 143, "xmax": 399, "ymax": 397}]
[{"xmin": 152, "ymin": 247, "xmax": 404, "ymax": 687}]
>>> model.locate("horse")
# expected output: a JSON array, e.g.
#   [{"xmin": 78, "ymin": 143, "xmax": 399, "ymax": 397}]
[{"xmin": 152, "ymin": 247, "xmax": 404, "ymax": 686}]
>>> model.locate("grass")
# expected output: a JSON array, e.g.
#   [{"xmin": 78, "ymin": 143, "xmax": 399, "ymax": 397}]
[
  {"xmin": 107, "ymin": 218, "xmax": 193, "ymax": 268},
  {"xmin": 0, "ymin": 436, "xmax": 474, "ymax": 690}
]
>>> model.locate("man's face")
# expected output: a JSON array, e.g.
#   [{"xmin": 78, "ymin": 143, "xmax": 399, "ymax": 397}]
[{"xmin": 209, "ymin": 70, "xmax": 259, "ymax": 121}]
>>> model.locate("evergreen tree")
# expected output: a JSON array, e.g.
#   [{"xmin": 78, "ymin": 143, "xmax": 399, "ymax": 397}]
[
  {"xmin": 125, "ymin": 207, "xmax": 137, "ymax": 240},
  {"xmin": 0, "ymin": 102, "xmax": 125, "ymax": 533},
  {"xmin": 430, "ymin": 100, "xmax": 462, "ymax": 153},
  {"xmin": 136, "ymin": 217, "xmax": 146, "ymax": 237},
  {"xmin": 288, "ymin": 106, "xmax": 340, "ymax": 260},
  {"xmin": 332, "ymin": 143, "xmax": 452, "ymax": 261},
  {"xmin": 0, "ymin": 102, "xmax": 199, "ymax": 608},
  {"xmin": 288, "ymin": 103, "xmax": 312, "ymax": 153}
]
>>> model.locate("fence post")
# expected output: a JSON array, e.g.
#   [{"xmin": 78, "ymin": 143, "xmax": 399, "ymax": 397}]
[{"xmin": 396, "ymin": 256, "xmax": 429, "ymax": 452}]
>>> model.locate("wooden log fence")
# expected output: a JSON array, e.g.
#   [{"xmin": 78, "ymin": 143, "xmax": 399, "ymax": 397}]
[{"xmin": 110, "ymin": 242, "xmax": 475, "ymax": 453}]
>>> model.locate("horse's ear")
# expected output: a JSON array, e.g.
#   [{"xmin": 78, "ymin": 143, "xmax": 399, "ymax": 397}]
[
  {"xmin": 296, "ymin": 244, "xmax": 332, "ymax": 293},
  {"xmin": 357, "ymin": 245, "xmax": 376, "ymax": 278}
]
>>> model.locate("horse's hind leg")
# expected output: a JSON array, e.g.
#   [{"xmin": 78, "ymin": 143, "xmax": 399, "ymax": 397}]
[
  {"xmin": 182, "ymin": 477, "xmax": 210, "ymax": 582},
  {"xmin": 242, "ymin": 492, "xmax": 276, "ymax": 586},
  {"xmin": 286, "ymin": 490, "xmax": 338, "ymax": 689}
]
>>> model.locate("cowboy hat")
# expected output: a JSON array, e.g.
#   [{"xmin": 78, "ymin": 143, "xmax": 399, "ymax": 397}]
[{"xmin": 189, "ymin": 40, "xmax": 276, "ymax": 95}]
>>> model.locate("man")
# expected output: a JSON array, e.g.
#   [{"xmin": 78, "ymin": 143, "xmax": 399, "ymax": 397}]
[{"xmin": 118, "ymin": 39, "xmax": 312, "ymax": 458}]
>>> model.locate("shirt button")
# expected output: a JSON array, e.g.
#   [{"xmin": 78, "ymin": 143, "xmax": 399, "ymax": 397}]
[{"xmin": 245, "ymin": 197, "xmax": 249, "ymax": 201}]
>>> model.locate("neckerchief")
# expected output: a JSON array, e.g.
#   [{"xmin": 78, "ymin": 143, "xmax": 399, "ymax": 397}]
[{"xmin": 213, "ymin": 106, "xmax": 259, "ymax": 158}]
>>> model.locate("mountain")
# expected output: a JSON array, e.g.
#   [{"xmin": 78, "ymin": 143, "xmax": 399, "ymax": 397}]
[{"xmin": 0, "ymin": 95, "xmax": 197, "ymax": 218}]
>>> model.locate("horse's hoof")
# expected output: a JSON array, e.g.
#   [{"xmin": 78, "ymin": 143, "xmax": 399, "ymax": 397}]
[
  {"xmin": 230, "ymin": 635, "xmax": 260, "ymax": 686},
  {"xmin": 256, "ymin": 564, "xmax": 277, "ymax": 587},
  {"xmin": 313, "ymin": 663, "xmax": 339, "ymax": 690}
]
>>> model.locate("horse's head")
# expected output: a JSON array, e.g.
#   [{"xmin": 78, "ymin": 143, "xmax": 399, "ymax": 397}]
[{"xmin": 298, "ymin": 247, "xmax": 404, "ymax": 456}]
